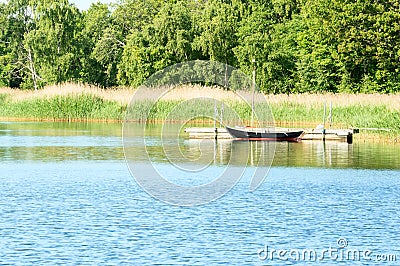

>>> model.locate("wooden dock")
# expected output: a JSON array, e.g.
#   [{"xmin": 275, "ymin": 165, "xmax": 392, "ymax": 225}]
[{"xmin": 184, "ymin": 127, "xmax": 356, "ymax": 144}]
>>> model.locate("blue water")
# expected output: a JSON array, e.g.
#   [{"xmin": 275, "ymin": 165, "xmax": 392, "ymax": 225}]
[{"xmin": 1, "ymin": 122, "xmax": 400, "ymax": 265}]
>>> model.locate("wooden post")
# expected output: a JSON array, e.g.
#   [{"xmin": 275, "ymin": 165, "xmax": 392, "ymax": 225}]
[
  {"xmin": 251, "ymin": 59, "xmax": 256, "ymax": 127},
  {"xmin": 329, "ymin": 101, "xmax": 333, "ymax": 128},
  {"xmin": 221, "ymin": 102, "xmax": 224, "ymax": 127},
  {"xmin": 323, "ymin": 101, "xmax": 327, "ymax": 142},
  {"xmin": 214, "ymin": 100, "xmax": 218, "ymax": 140},
  {"xmin": 347, "ymin": 133, "xmax": 353, "ymax": 144}
]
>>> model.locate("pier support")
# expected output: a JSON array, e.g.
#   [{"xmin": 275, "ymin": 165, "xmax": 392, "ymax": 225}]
[{"xmin": 347, "ymin": 133, "xmax": 353, "ymax": 144}]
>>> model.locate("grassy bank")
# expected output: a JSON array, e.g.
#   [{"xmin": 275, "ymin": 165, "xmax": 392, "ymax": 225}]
[
  {"xmin": 0, "ymin": 84, "xmax": 129, "ymax": 121},
  {"xmin": 0, "ymin": 94, "xmax": 124, "ymax": 121},
  {"xmin": 0, "ymin": 84, "xmax": 399, "ymax": 138}
]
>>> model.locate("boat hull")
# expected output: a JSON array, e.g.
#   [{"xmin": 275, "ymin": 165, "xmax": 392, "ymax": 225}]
[{"xmin": 226, "ymin": 126, "xmax": 304, "ymax": 141}]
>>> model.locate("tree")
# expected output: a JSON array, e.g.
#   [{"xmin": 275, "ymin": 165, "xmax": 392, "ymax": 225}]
[
  {"xmin": 0, "ymin": 2, "xmax": 12, "ymax": 87},
  {"xmin": 80, "ymin": 3, "xmax": 112, "ymax": 86},
  {"xmin": 234, "ymin": 1, "xmax": 301, "ymax": 93},
  {"xmin": 26, "ymin": 0, "xmax": 83, "ymax": 85},
  {"xmin": 1, "ymin": 0, "xmax": 399, "ymax": 93},
  {"xmin": 0, "ymin": 0, "xmax": 42, "ymax": 89},
  {"xmin": 0, "ymin": 0, "xmax": 84, "ymax": 89},
  {"xmin": 332, "ymin": 0, "xmax": 400, "ymax": 92},
  {"xmin": 294, "ymin": 2, "xmax": 336, "ymax": 92},
  {"xmin": 234, "ymin": 2, "xmax": 275, "ymax": 91},
  {"xmin": 117, "ymin": 1, "xmax": 196, "ymax": 87},
  {"xmin": 92, "ymin": 26, "xmax": 126, "ymax": 86},
  {"xmin": 193, "ymin": 0, "xmax": 239, "ymax": 66}
]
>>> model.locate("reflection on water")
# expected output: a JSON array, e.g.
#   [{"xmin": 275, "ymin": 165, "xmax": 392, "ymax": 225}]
[
  {"xmin": 0, "ymin": 122, "xmax": 124, "ymax": 162},
  {"xmin": 181, "ymin": 140, "xmax": 400, "ymax": 169},
  {"xmin": 1, "ymin": 122, "xmax": 400, "ymax": 169},
  {"xmin": 1, "ymin": 122, "xmax": 400, "ymax": 265},
  {"xmin": 0, "ymin": 146, "xmax": 123, "ymax": 162},
  {"xmin": 273, "ymin": 141, "xmax": 353, "ymax": 168}
]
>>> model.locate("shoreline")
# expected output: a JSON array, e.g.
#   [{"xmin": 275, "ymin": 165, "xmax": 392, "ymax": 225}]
[
  {"xmin": 1, "ymin": 84, "xmax": 399, "ymax": 142},
  {"xmin": 1, "ymin": 118, "xmax": 398, "ymax": 144},
  {"xmin": 1, "ymin": 121, "xmax": 398, "ymax": 144}
]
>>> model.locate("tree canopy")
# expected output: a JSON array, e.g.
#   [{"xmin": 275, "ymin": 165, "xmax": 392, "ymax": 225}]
[{"xmin": 1, "ymin": 0, "xmax": 400, "ymax": 93}]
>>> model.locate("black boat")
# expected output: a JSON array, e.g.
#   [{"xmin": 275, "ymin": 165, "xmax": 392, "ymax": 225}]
[{"xmin": 226, "ymin": 126, "xmax": 304, "ymax": 141}]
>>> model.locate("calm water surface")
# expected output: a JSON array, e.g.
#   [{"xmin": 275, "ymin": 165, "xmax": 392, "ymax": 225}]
[{"xmin": 1, "ymin": 122, "xmax": 400, "ymax": 265}]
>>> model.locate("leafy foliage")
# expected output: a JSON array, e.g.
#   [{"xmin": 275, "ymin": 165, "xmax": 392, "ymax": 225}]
[{"xmin": 1, "ymin": 0, "xmax": 400, "ymax": 93}]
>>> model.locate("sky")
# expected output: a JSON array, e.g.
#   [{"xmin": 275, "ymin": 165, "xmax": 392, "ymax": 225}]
[{"xmin": 69, "ymin": 0, "xmax": 117, "ymax": 10}]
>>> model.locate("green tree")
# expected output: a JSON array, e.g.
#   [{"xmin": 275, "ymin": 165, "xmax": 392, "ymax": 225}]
[
  {"xmin": 91, "ymin": 0, "xmax": 161, "ymax": 86},
  {"xmin": 80, "ymin": 3, "xmax": 111, "ymax": 86},
  {"xmin": 234, "ymin": 1, "xmax": 301, "ymax": 93},
  {"xmin": 117, "ymin": 1, "xmax": 195, "ymax": 87},
  {"xmin": 332, "ymin": 0, "xmax": 400, "ymax": 92},
  {"xmin": 0, "ymin": 0, "xmax": 84, "ymax": 89},
  {"xmin": 294, "ymin": 1, "xmax": 338, "ymax": 92},
  {"xmin": 0, "ymin": 2, "xmax": 12, "ymax": 87},
  {"xmin": 1, "ymin": 0, "xmax": 399, "ymax": 93},
  {"xmin": 296, "ymin": 0, "xmax": 400, "ymax": 93},
  {"xmin": 193, "ymin": 0, "xmax": 239, "ymax": 66},
  {"xmin": 234, "ymin": 2, "xmax": 274, "ymax": 92},
  {"xmin": 0, "ymin": 0, "xmax": 42, "ymax": 89},
  {"xmin": 26, "ymin": 0, "xmax": 83, "ymax": 84}
]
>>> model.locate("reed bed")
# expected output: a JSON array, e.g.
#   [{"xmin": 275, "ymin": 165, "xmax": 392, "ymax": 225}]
[
  {"xmin": 124, "ymin": 100, "xmax": 400, "ymax": 131},
  {"xmin": 0, "ymin": 83, "xmax": 128, "ymax": 121},
  {"xmin": 265, "ymin": 93, "xmax": 400, "ymax": 111},
  {"xmin": 1, "ymin": 83, "xmax": 400, "ymax": 108},
  {"xmin": 0, "ymin": 83, "xmax": 134, "ymax": 106},
  {"xmin": 0, "ymin": 96, "xmax": 123, "ymax": 121}
]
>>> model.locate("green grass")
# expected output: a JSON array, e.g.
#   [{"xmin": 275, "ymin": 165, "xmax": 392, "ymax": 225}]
[
  {"xmin": 125, "ymin": 99, "xmax": 259, "ymax": 124},
  {"xmin": 270, "ymin": 102, "xmax": 400, "ymax": 130},
  {"xmin": 0, "ymin": 93, "xmax": 7, "ymax": 105},
  {"xmin": 0, "ymin": 94, "xmax": 125, "ymax": 121}
]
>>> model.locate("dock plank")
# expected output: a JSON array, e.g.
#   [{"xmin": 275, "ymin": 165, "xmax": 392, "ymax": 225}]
[{"xmin": 185, "ymin": 127, "xmax": 354, "ymax": 143}]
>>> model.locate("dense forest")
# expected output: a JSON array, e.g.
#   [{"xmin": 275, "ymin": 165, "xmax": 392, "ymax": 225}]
[{"xmin": 1, "ymin": 0, "xmax": 400, "ymax": 93}]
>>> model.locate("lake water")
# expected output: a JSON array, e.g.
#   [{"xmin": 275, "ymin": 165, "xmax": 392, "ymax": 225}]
[{"xmin": 1, "ymin": 122, "xmax": 400, "ymax": 265}]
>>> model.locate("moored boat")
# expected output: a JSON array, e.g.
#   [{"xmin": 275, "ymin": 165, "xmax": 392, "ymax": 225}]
[{"xmin": 226, "ymin": 126, "xmax": 304, "ymax": 141}]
